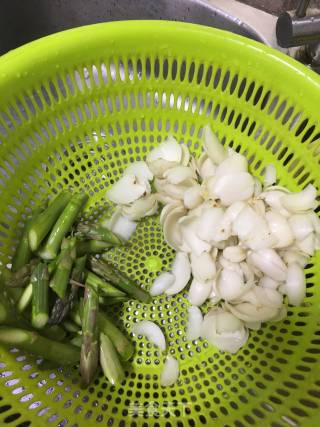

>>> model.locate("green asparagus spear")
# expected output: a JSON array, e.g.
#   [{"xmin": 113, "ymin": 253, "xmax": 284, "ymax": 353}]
[
  {"xmin": 40, "ymin": 193, "xmax": 88, "ymax": 260},
  {"xmin": 99, "ymin": 296, "xmax": 129, "ymax": 306},
  {"xmin": 100, "ymin": 333, "xmax": 124, "ymax": 385},
  {"xmin": 0, "ymin": 327, "xmax": 79, "ymax": 365},
  {"xmin": 76, "ymin": 240, "xmax": 114, "ymax": 256},
  {"xmin": 86, "ymin": 271, "xmax": 127, "ymax": 298},
  {"xmin": 50, "ymin": 237, "xmax": 76, "ymax": 299},
  {"xmin": 90, "ymin": 257, "xmax": 151, "ymax": 303},
  {"xmin": 6, "ymin": 259, "xmax": 37, "ymax": 288},
  {"xmin": 41, "ymin": 325, "xmax": 67, "ymax": 342},
  {"xmin": 98, "ymin": 312, "xmax": 134, "ymax": 361},
  {"xmin": 49, "ymin": 255, "xmax": 87, "ymax": 325},
  {"xmin": 80, "ymin": 284, "xmax": 99, "ymax": 387},
  {"xmin": 12, "ymin": 207, "xmax": 43, "ymax": 272},
  {"xmin": 77, "ymin": 223, "xmax": 122, "ymax": 245},
  {"xmin": 31, "ymin": 262, "xmax": 49, "ymax": 329},
  {"xmin": 17, "ymin": 282, "xmax": 33, "ymax": 313},
  {"xmin": 0, "ymin": 301, "xmax": 8, "ymax": 323},
  {"xmin": 28, "ymin": 192, "xmax": 72, "ymax": 252}
]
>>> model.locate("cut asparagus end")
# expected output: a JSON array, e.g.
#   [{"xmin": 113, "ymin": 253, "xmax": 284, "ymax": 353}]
[
  {"xmin": 28, "ymin": 229, "xmax": 39, "ymax": 252},
  {"xmin": 32, "ymin": 313, "xmax": 49, "ymax": 330},
  {"xmin": 17, "ymin": 282, "xmax": 33, "ymax": 313},
  {"xmin": 0, "ymin": 328, "xmax": 29, "ymax": 344},
  {"xmin": 38, "ymin": 248, "xmax": 56, "ymax": 260},
  {"xmin": 100, "ymin": 333, "xmax": 124, "ymax": 385}
]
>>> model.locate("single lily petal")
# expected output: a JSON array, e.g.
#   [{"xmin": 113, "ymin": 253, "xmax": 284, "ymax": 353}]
[
  {"xmin": 247, "ymin": 249, "xmax": 287, "ymax": 281},
  {"xmin": 133, "ymin": 320, "xmax": 166, "ymax": 351},
  {"xmin": 201, "ymin": 308, "xmax": 248, "ymax": 353},
  {"xmin": 216, "ymin": 268, "xmax": 251, "ymax": 302},
  {"xmin": 188, "ymin": 278, "xmax": 212, "ymax": 306},
  {"xmin": 160, "ymin": 356, "xmax": 179, "ymax": 387},
  {"xmin": 181, "ymin": 144, "xmax": 191, "ymax": 166},
  {"xmin": 288, "ymin": 213, "xmax": 314, "ymax": 241},
  {"xmin": 280, "ymin": 248, "xmax": 309, "ymax": 268},
  {"xmin": 215, "ymin": 150, "xmax": 248, "ymax": 179},
  {"xmin": 254, "ymin": 178, "xmax": 263, "ymax": 197},
  {"xmin": 207, "ymin": 172, "xmax": 254, "ymax": 206},
  {"xmin": 281, "ymin": 184, "xmax": 317, "ymax": 213},
  {"xmin": 202, "ymin": 125, "xmax": 227, "ymax": 165},
  {"xmin": 263, "ymin": 164, "xmax": 277, "ymax": 188},
  {"xmin": 296, "ymin": 233, "xmax": 315, "ymax": 256},
  {"xmin": 164, "ymin": 166, "xmax": 195, "ymax": 185},
  {"xmin": 199, "ymin": 157, "xmax": 217, "ymax": 180},
  {"xmin": 106, "ymin": 174, "xmax": 148, "ymax": 204},
  {"xmin": 223, "ymin": 246, "xmax": 246, "ymax": 263},
  {"xmin": 163, "ymin": 205, "xmax": 187, "ymax": 251},
  {"xmin": 148, "ymin": 159, "xmax": 180, "ymax": 178},
  {"xmin": 259, "ymin": 276, "xmax": 280, "ymax": 290},
  {"xmin": 197, "ymin": 206, "xmax": 225, "ymax": 243},
  {"xmin": 259, "ymin": 189, "xmax": 291, "ymax": 217},
  {"xmin": 183, "ymin": 185, "xmax": 203, "ymax": 209},
  {"xmin": 166, "ymin": 252, "xmax": 191, "ymax": 295},
  {"xmin": 266, "ymin": 210, "xmax": 294, "ymax": 249},
  {"xmin": 123, "ymin": 160, "xmax": 153, "ymax": 181},
  {"xmin": 190, "ymin": 252, "xmax": 216, "ymax": 282},
  {"xmin": 232, "ymin": 205, "xmax": 275, "ymax": 250},
  {"xmin": 150, "ymin": 272, "xmax": 175, "ymax": 296},
  {"xmin": 226, "ymin": 301, "xmax": 280, "ymax": 323},
  {"xmin": 284, "ymin": 262, "xmax": 306, "ymax": 306},
  {"xmin": 106, "ymin": 208, "xmax": 137, "ymax": 241},
  {"xmin": 179, "ymin": 215, "xmax": 211, "ymax": 256},
  {"xmin": 186, "ymin": 306, "xmax": 203, "ymax": 341},
  {"xmin": 122, "ymin": 194, "xmax": 158, "ymax": 220},
  {"xmin": 147, "ymin": 136, "xmax": 182, "ymax": 163}
]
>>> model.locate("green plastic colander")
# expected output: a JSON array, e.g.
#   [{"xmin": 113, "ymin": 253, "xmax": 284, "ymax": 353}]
[{"xmin": 0, "ymin": 20, "xmax": 319, "ymax": 427}]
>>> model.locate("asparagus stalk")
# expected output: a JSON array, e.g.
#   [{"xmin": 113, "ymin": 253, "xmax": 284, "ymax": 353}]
[
  {"xmin": 6, "ymin": 260, "xmax": 37, "ymax": 288},
  {"xmin": 98, "ymin": 312, "xmax": 134, "ymax": 361},
  {"xmin": 28, "ymin": 192, "xmax": 72, "ymax": 252},
  {"xmin": 70, "ymin": 334, "xmax": 83, "ymax": 348},
  {"xmin": 0, "ymin": 327, "xmax": 79, "ymax": 365},
  {"xmin": 76, "ymin": 240, "xmax": 115, "ymax": 256},
  {"xmin": 12, "ymin": 207, "xmax": 43, "ymax": 272},
  {"xmin": 80, "ymin": 284, "xmax": 99, "ymax": 387},
  {"xmin": 86, "ymin": 271, "xmax": 127, "ymax": 298},
  {"xmin": 100, "ymin": 333, "xmax": 124, "ymax": 385},
  {"xmin": 41, "ymin": 325, "xmax": 67, "ymax": 342},
  {"xmin": 0, "ymin": 301, "xmax": 8, "ymax": 323},
  {"xmin": 77, "ymin": 223, "xmax": 122, "ymax": 245},
  {"xmin": 17, "ymin": 282, "xmax": 33, "ymax": 313},
  {"xmin": 40, "ymin": 193, "xmax": 88, "ymax": 260},
  {"xmin": 90, "ymin": 257, "xmax": 151, "ymax": 303},
  {"xmin": 50, "ymin": 237, "xmax": 76, "ymax": 299},
  {"xmin": 49, "ymin": 255, "xmax": 87, "ymax": 325},
  {"xmin": 63, "ymin": 320, "xmax": 80, "ymax": 333},
  {"xmin": 99, "ymin": 296, "xmax": 129, "ymax": 306},
  {"xmin": 31, "ymin": 262, "xmax": 49, "ymax": 329}
]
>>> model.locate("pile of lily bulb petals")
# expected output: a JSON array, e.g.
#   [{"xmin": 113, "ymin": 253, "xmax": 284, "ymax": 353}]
[{"xmin": 105, "ymin": 125, "xmax": 319, "ymax": 385}]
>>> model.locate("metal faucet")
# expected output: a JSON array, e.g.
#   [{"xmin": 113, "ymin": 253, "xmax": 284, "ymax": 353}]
[{"xmin": 276, "ymin": 0, "xmax": 320, "ymax": 72}]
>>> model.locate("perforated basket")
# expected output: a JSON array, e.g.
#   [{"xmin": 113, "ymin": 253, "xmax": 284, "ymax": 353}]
[{"xmin": 0, "ymin": 21, "xmax": 319, "ymax": 427}]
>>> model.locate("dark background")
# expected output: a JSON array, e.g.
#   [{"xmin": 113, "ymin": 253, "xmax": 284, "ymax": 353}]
[{"xmin": 0, "ymin": 0, "xmax": 319, "ymax": 55}]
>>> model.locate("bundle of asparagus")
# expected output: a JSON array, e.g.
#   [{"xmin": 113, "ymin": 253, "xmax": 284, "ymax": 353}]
[{"xmin": 1, "ymin": 190, "xmax": 147, "ymax": 387}]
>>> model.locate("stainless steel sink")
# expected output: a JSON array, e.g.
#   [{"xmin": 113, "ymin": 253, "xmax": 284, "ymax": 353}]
[{"xmin": 0, "ymin": 0, "xmax": 275, "ymax": 55}]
